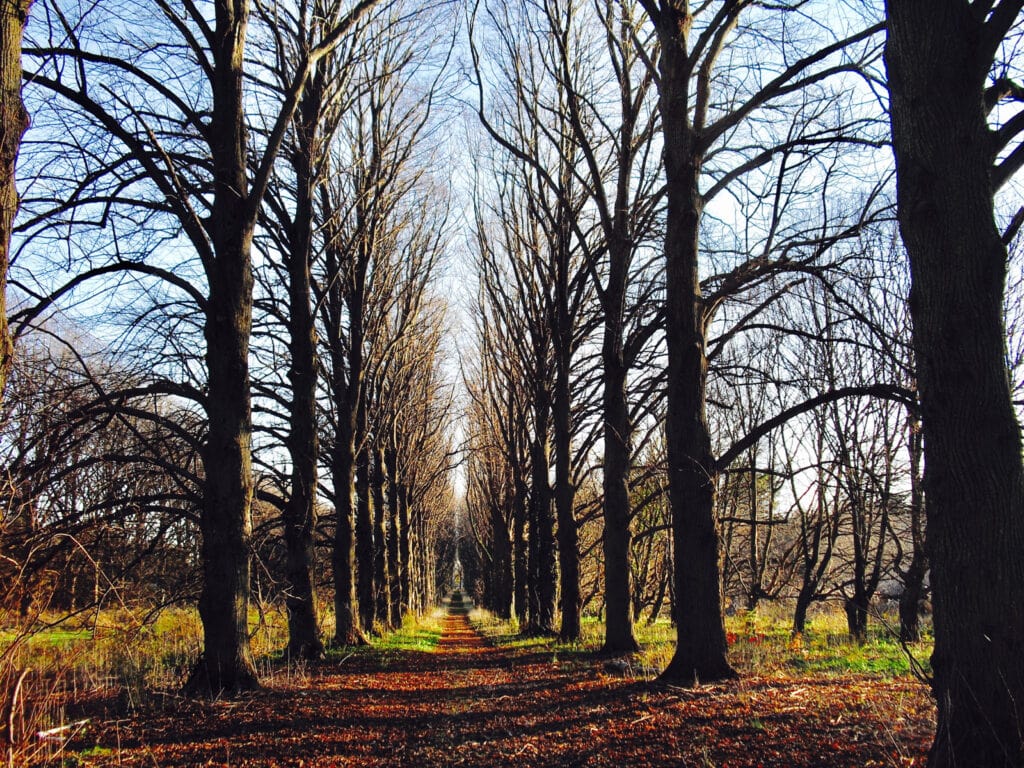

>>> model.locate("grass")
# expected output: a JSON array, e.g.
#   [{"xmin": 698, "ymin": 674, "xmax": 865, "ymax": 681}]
[
  {"xmin": 0, "ymin": 601, "xmax": 449, "ymax": 713},
  {"xmin": 373, "ymin": 609, "xmax": 445, "ymax": 653},
  {"xmin": 471, "ymin": 604, "xmax": 933, "ymax": 680},
  {"xmin": 336, "ymin": 608, "xmax": 446, "ymax": 660},
  {"xmin": 0, "ymin": 601, "xmax": 454, "ymax": 763}
]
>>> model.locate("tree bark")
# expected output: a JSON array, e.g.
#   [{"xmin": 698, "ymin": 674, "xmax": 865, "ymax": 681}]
[
  {"xmin": 512, "ymin": 460, "xmax": 529, "ymax": 626},
  {"xmin": 656, "ymin": 12, "xmax": 734, "ymax": 684},
  {"xmin": 552, "ymin": 192, "xmax": 580, "ymax": 642},
  {"xmin": 280, "ymin": 74, "xmax": 324, "ymax": 662},
  {"xmin": 527, "ymin": 373, "xmax": 556, "ymax": 634},
  {"xmin": 0, "ymin": 0, "xmax": 30, "ymax": 400},
  {"xmin": 356, "ymin": 436, "xmax": 375, "ymax": 632},
  {"xmin": 324, "ymin": 237, "xmax": 364, "ymax": 646},
  {"xmin": 491, "ymin": 500, "xmax": 514, "ymax": 619},
  {"xmin": 185, "ymin": 0, "xmax": 260, "ymax": 696},
  {"xmin": 330, "ymin": 411, "xmax": 363, "ymax": 646},
  {"xmin": 601, "ymin": 288, "xmax": 639, "ymax": 654},
  {"xmin": 885, "ymin": 2, "xmax": 1024, "ymax": 764},
  {"xmin": 372, "ymin": 445, "xmax": 391, "ymax": 629},
  {"xmin": 899, "ymin": 413, "xmax": 926, "ymax": 643},
  {"xmin": 398, "ymin": 476, "xmax": 411, "ymax": 616},
  {"xmin": 385, "ymin": 443, "xmax": 402, "ymax": 627},
  {"xmin": 553, "ymin": 339, "xmax": 580, "ymax": 641},
  {"xmin": 792, "ymin": 583, "xmax": 813, "ymax": 637}
]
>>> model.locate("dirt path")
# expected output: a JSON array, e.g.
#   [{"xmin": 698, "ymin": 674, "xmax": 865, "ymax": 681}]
[
  {"xmin": 66, "ymin": 606, "xmax": 934, "ymax": 767},
  {"xmin": 436, "ymin": 595, "xmax": 488, "ymax": 653}
]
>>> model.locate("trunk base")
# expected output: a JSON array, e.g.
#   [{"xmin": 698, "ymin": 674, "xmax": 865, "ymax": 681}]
[
  {"xmin": 284, "ymin": 638, "xmax": 325, "ymax": 662},
  {"xmin": 658, "ymin": 655, "xmax": 738, "ymax": 687},
  {"xmin": 183, "ymin": 658, "xmax": 259, "ymax": 699},
  {"xmin": 331, "ymin": 630, "xmax": 369, "ymax": 648},
  {"xmin": 598, "ymin": 638, "xmax": 640, "ymax": 656}
]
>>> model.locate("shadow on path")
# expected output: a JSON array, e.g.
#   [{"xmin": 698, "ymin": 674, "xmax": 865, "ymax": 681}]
[{"xmin": 72, "ymin": 593, "xmax": 934, "ymax": 767}]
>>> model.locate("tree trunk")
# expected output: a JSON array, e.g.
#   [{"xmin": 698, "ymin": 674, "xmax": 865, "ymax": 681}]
[
  {"xmin": 385, "ymin": 444, "xmax": 402, "ymax": 627},
  {"xmin": 844, "ymin": 592, "xmax": 868, "ymax": 643},
  {"xmin": 0, "ymin": 0, "xmax": 30, "ymax": 399},
  {"xmin": 398, "ymin": 478, "xmax": 411, "ymax": 616},
  {"xmin": 792, "ymin": 582, "xmax": 813, "ymax": 636},
  {"xmin": 886, "ymin": 3, "xmax": 1024, "ymax": 764},
  {"xmin": 746, "ymin": 464, "xmax": 760, "ymax": 612},
  {"xmin": 601, "ymin": 312, "xmax": 639, "ymax": 654},
  {"xmin": 646, "ymin": 551, "xmax": 668, "ymax": 626},
  {"xmin": 657, "ymin": 25, "xmax": 735, "ymax": 685},
  {"xmin": 512, "ymin": 472, "xmax": 529, "ymax": 627},
  {"xmin": 899, "ymin": 411, "xmax": 926, "ymax": 643},
  {"xmin": 553, "ymin": 346, "xmax": 580, "ymax": 641},
  {"xmin": 552, "ymin": 166, "xmax": 580, "ymax": 643},
  {"xmin": 526, "ymin": 458, "xmax": 541, "ymax": 629},
  {"xmin": 280, "ymin": 78, "xmax": 324, "ymax": 662},
  {"xmin": 491, "ymin": 503, "xmax": 514, "ymax": 619},
  {"xmin": 372, "ymin": 445, "xmax": 391, "ymax": 629},
  {"xmin": 331, "ymin": 417, "xmax": 363, "ymax": 646},
  {"xmin": 899, "ymin": 555, "xmax": 926, "ymax": 643},
  {"xmin": 847, "ymin": 534, "xmax": 870, "ymax": 643},
  {"xmin": 356, "ymin": 438, "xmax": 375, "ymax": 632},
  {"xmin": 185, "ymin": 0, "xmax": 260, "ymax": 696},
  {"xmin": 527, "ymin": 375, "xmax": 556, "ymax": 634}
]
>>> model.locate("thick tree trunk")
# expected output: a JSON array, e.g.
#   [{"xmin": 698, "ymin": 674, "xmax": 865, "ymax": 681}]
[
  {"xmin": 356, "ymin": 438, "xmax": 375, "ymax": 632},
  {"xmin": 280, "ymin": 80, "xmax": 324, "ymax": 662},
  {"xmin": 527, "ymin": 377, "xmax": 556, "ymax": 634},
  {"xmin": 844, "ymin": 591, "xmax": 868, "ymax": 643},
  {"xmin": 846, "ymin": 540, "xmax": 870, "ymax": 642},
  {"xmin": 552, "ymin": 183, "xmax": 581, "ymax": 643},
  {"xmin": 512, "ymin": 473, "xmax": 529, "ymax": 626},
  {"xmin": 657, "ymin": 29, "xmax": 735, "ymax": 685},
  {"xmin": 526, "ymin": 463, "xmax": 541, "ymax": 628},
  {"xmin": 792, "ymin": 583, "xmax": 813, "ymax": 637},
  {"xmin": 385, "ymin": 444, "xmax": 402, "ymax": 627},
  {"xmin": 281, "ymin": 257, "xmax": 323, "ymax": 659},
  {"xmin": 186, "ymin": 0, "xmax": 260, "ymax": 696},
  {"xmin": 553, "ymin": 351, "xmax": 580, "ymax": 641},
  {"xmin": 0, "ymin": 0, "xmax": 30, "ymax": 399},
  {"xmin": 491, "ymin": 504, "xmax": 514, "ymax": 619},
  {"xmin": 601, "ymin": 314, "xmax": 639, "ymax": 654},
  {"xmin": 745, "ymin": 465, "xmax": 761, "ymax": 612},
  {"xmin": 372, "ymin": 446, "xmax": 391, "ymax": 629},
  {"xmin": 398, "ymin": 479, "xmax": 411, "ymax": 615},
  {"xmin": 331, "ymin": 418, "xmax": 364, "ymax": 646},
  {"xmin": 886, "ymin": 3, "xmax": 1024, "ymax": 764}
]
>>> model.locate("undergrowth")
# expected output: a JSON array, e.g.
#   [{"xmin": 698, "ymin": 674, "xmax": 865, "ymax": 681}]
[
  {"xmin": 470, "ymin": 605, "xmax": 932, "ymax": 680},
  {"xmin": 0, "ymin": 601, "xmax": 449, "ymax": 764}
]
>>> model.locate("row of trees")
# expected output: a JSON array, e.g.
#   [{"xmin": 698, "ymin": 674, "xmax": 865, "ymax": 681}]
[
  {"xmin": 459, "ymin": 1, "xmax": 1024, "ymax": 766},
  {"xmin": 463, "ymin": 0, "xmax": 900, "ymax": 651},
  {"xmin": 2, "ymin": 0, "xmax": 459, "ymax": 695},
  {"xmin": 0, "ymin": 0, "xmax": 1021, "ymax": 765}
]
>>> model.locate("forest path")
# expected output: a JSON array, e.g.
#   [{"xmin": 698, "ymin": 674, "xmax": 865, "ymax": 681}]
[
  {"xmin": 67, "ymin": 610, "xmax": 933, "ymax": 768},
  {"xmin": 436, "ymin": 592, "xmax": 489, "ymax": 653}
]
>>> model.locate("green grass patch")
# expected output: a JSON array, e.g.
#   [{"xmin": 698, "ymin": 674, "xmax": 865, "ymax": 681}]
[
  {"xmin": 326, "ymin": 609, "xmax": 446, "ymax": 662},
  {"xmin": 375, "ymin": 610, "xmax": 444, "ymax": 653},
  {"xmin": 468, "ymin": 605, "xmax": 932, "ymax": 680}
]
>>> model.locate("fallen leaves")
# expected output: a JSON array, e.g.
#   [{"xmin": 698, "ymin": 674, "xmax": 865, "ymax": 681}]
[{"xmin": 53, "ymin": 616, "xmax": 935, "ymax": 767}]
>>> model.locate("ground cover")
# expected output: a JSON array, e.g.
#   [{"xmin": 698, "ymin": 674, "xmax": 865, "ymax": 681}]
[{"xmin": 15, "ymin": 601, "xmax": 934, "ymax": 767}]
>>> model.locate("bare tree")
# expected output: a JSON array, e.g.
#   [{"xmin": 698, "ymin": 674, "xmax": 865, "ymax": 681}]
[
  {"xmin": 471, "ymin": 0, "xmax": 663, "ymax": 651},
  {"xmin": 885, "ymin": 1, "xmax": 1024, "ymax": 763},
  {"xmin": 23, "ymin": 0, "xmax": 381, "ymax": 694},
  {"xmin": 633, "ymin": 0, "xmax": 887, "ymax": 684},
  {"xmin": 250, "ymin": 0, "xmax": 368, "ymax": 662},
  {"xmin": 0, "ymin": 0, "xmax": 31, "ymax": 398}
]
